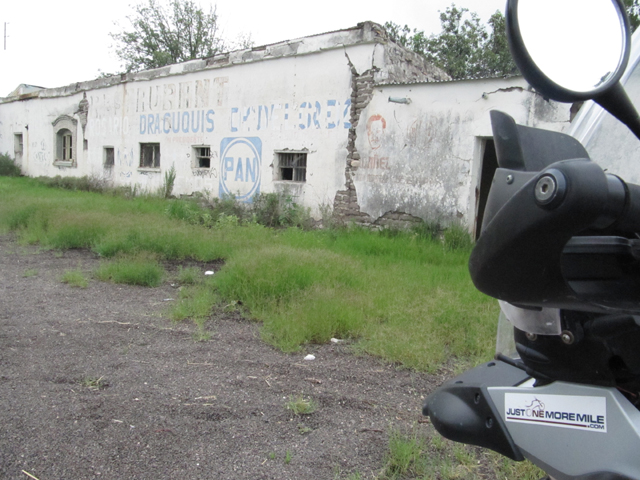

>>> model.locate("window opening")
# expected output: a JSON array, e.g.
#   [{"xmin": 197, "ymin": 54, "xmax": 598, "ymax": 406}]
[
  {"xmin": 194, "ymin": 146, "xmax": 211, "ymax": 168},
  {"xmin": 52, "ymin": 115, "xmax": 77, "ymax": 165},
  {"xmin": 140, "ymin": 143, "xmax": 160, "ymax": 168},
  {"xmin": 278, "ymin": 152, "xmax": 307, "ymax": 182},
  {"xmin": 104, "ymin": 147, "xmax": 115, "ymax": 167},
  {"xmin": 14, "ymin": 134, "xmax": 23, "ymax": 159},
  {"xmin": 62, "ymin": 132, "xmax": 73, "ymax": 161}
]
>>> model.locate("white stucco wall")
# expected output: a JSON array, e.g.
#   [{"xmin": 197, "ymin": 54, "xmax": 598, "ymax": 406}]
[
  {"xmin": 0, "ymin": 24, "xmax": 573, "ymax": 231},
  {"xmin": 353, "ymin": 77, "xmax": 572, "ymax": 228},
  {"xmin": 1, "ymin": 46, "xmax": 363, "ymax": 209}
]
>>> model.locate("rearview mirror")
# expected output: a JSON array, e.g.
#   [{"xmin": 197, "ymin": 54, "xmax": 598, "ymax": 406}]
[
  {"xmin": 506, "ymin": 0, "xmax": 640, "ymax": 139},
  {"xmin": 507, "ymin": 0, "xmax": 630, "ymax": 101}
]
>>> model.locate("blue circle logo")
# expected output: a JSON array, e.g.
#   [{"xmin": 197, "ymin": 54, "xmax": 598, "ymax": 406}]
[{"xmin": 219, "ymin": 137, "xmax": 262, "ymax": 201}]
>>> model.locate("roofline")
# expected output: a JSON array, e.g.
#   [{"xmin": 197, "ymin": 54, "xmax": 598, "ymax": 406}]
[{"xmin": 1, "ymin": 21, "xmax": 389, "ymax": 104}]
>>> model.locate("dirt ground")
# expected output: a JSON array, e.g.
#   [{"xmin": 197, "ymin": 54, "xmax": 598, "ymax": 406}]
[{"xmin": 0, "ymin": 234, "xmax": 458, "ymax": 480}]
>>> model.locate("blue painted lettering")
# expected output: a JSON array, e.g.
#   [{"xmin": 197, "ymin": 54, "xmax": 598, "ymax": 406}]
[
  {"xmin": 298, "ymin": 102, "xmax": 308, "ymax": 130},
  {"xmin": 172, "ymin": 112, "xmax": 180, "ymax": 133},
  {"xmin": 163, "ymin": 113, "xmax": 171, "ymax": 133},
  {"xmin": 313, "ymin": 101, "xmax": 321, "ymax": 128},
  {"xmin": 230, "ymin": 107, "xmax": 239, "ymax": 132},
  {"xmin": 343, "ymin": 99, "xmax": 352, "ymax": 129},
  {"xmin": 327, "ymin": 99, "xmax": 337, "ymax": 129},
  {"xmin": 223, "ymin": 156, "xmax": 235, "ymax": 180},
  {"xmin": 181, "ymin": 111, "xmax": 189, "ymax": 133},
  {"xmin": 258, "ymin": 105, "xmax": 270, "ymax": 130},
  {"xmin": 191, "ymin": 110, "xmax": 201, "ymax": 133},
  {"xmin": 245, "ymin": 157, "xmax": 258, "ymax": 183},
  {"xmin": 206, "ymin": 109, "xmax": 215, "ymax": 132},
  {"xmin": 235, "ymin": 158, "xmax": 244, "ymax": 181}
]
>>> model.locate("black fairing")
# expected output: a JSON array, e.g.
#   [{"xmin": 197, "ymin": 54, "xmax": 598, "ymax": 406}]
[
  {"xmin": 470, "ymin": 111, "xmax": 640, "ymax": 389},
  {"xmin": 423, "ymin": 360, "xmax": 529, "ymax": 461},
  {"xmin": 470, "ymin": 111, "xmax": 640, "ymax": 313},
  {"xmin": 490, "ymin": 110, "xmax": 589, "ymax": 173},
  {"xmin": 514, "ymin": 312, "xmax": 640, "ymax": 389}
]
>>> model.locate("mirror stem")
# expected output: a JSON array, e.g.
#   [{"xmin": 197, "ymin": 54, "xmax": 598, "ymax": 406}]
[{"xmin": 594, "ymin": 82, "xmax": 640, "ymax": 141}]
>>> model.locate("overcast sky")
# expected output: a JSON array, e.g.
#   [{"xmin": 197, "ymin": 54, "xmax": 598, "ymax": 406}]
[{"xmin": 0, "ymin": 0, "xmax": 506, "ymax": 97}]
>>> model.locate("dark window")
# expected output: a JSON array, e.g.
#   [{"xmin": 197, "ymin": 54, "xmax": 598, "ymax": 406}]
[
  {"xmin": 278, "ymin": 152, "xmax": 307, "ymax": 182},
  {"xmin": 140, "ymin": 143, "xmax": 160, "ymax": 168},
  {"xmin": 104, "ymin": 147, "xmax": 115, "ymax": 167},
  {"xmin": 194, "ymin": 146, "xmax": 211, "ymax": 168},
  {"xmin": 14, "ymin": 134, "xmax": 23, "ymax": 159},
  {"xmin": 57, "ymin": 130, "xmax": 73, "ymax": 161},
  {"xmin": 52, "ymin": 115, "xmax": 77, "ymax": 165}
]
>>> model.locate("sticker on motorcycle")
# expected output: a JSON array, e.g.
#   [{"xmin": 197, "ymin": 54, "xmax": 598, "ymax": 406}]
[{"xmin": 504, "ymin": 393, "xmax": 606, "ymax": 433}]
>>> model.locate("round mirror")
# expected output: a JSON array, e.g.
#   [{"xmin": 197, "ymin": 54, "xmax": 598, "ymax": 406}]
[{"xmin": 507, "ymin": 0, "xmax": 630, "ymax": 101}]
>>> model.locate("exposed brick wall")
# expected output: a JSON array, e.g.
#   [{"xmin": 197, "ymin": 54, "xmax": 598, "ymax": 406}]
[
  {"xmin": 332, "ymin": 32, "xmax": 450, "ymax": 230},
  {"xmin": 333, "ymin": 60, "xmax": 375, "ymax": 226}
]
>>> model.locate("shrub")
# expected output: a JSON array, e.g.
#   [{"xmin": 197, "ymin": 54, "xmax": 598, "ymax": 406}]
[
  {"xmin": 0, "ymin": 153, "xmax": 21, "ymax": 177},
  {"xmin": 251, "ymin": 192, "xmax": 312, "ymax": 228}
]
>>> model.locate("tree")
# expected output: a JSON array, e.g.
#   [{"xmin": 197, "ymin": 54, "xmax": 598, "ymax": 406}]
[
  {"xmin": 385, "ymin": 6, "xmax": 517, "ymax": 80},
  {"xmin": 111, "ymin": 0, "xmax": 240, "ymax": 72},
  {"xmin": 624, "ymin": 0, "xmax": 640, "ymax": 32},
  {"xmin": 482, "ymin": 11, "xmax": 517, "ymax": 78},
  {"xmin": 387, "ymin": 1, "xmax": 640, "ymax": 80},
  {"xmin": 423, "ymin": 6, "xmax": 492, "ymax": 80}
]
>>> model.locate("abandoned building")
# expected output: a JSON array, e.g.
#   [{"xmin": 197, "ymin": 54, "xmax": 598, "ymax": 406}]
[{"xmin": 0, "ymin": 21, "xmax": 571, "ymax": 236}]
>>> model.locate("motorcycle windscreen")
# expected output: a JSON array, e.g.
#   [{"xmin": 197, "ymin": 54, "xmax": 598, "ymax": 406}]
[
  {"xmin": 495, "ymin": 310, "xmax": 519, "ymax": 359},
  {"xmin": 499, "ymin": 300, "xmax": 562, "ymax": 335}
]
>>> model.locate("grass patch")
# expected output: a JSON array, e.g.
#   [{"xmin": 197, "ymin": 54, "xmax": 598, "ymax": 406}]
[
  {"xmin": 176, "ymin": 265, "xmax": 204, "ymax": 285},
  {"xmin": 0, "ymin": 176, "xmax": 499, "ymax": 371},
  {"xmin": 61, "ymin": 269, "xmax": 89, "ymax": 288},
  {"xmin": 95, "ymin": 254, "xmax": 164, "ymax": 287},
  {"xmin": 23, "ymin": 268, "xmax": 38, "ymax": 277},
  {"xmin": 380, "ymin": 427, "xmax": 545, "ymax": 480},
  {"xmin": 79, "ymin": 376, "xmax": 108, "ymax": 391},
  {"xmin": 285, "ymin": 395, "xmax": 317, "ymax": 415}
]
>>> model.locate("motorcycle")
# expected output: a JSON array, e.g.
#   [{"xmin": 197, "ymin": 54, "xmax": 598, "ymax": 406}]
[{"xmin": 423, "ymin": 1, "xmax": 640, "ymax": 479}]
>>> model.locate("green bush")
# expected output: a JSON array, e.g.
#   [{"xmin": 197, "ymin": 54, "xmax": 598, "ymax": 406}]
[
  {"xmin": 251, "ymin": 192, "xmax": 312, "ymax": 228},
  {"xmin": 0, "ymin": 153, "xmax": 21, "ymax": 177}
]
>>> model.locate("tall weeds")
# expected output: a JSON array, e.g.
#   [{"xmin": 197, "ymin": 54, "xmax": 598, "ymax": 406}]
[{"xmin": 0, "ymin": 176, "xmax": 495, "ymax": 371}]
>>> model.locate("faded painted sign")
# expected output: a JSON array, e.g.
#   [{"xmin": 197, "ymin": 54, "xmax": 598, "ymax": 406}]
[{"xmin": 219, "ymin": 137, "xmax": 262, "ymax": 201}]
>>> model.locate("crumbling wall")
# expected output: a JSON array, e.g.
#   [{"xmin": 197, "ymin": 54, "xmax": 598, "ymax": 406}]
[
  {"xmin": 332, "ymin": 34, "xmax": 451, "ymax": 228},
  {"xmin": 349, "ymin": 77, "xmax": 571, "ymax": 231}
]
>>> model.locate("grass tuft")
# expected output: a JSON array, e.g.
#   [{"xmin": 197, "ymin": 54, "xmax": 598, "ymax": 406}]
[
  {"xmin": 95, "ymin": 254, "xmax": 164, "ymax": 287},
  {"xmin": 61, "ymin": 269, "xmax": 89, "ymax": 288},
  {"xmin": 79, "ymin": 376, "xmax": 108, "ymax": 391},
  {"xmin": 285, "ymin": 395, "xmax": 317, "ymax": 415},
  {"xmin": 176, "ymin": 266, "xmax": 204, "ymax": 285}
]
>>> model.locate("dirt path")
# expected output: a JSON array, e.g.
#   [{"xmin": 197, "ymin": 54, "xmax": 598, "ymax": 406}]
[{"xmin": 0, "ymin": 235, "xmax": 446, "ymax": 479}]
